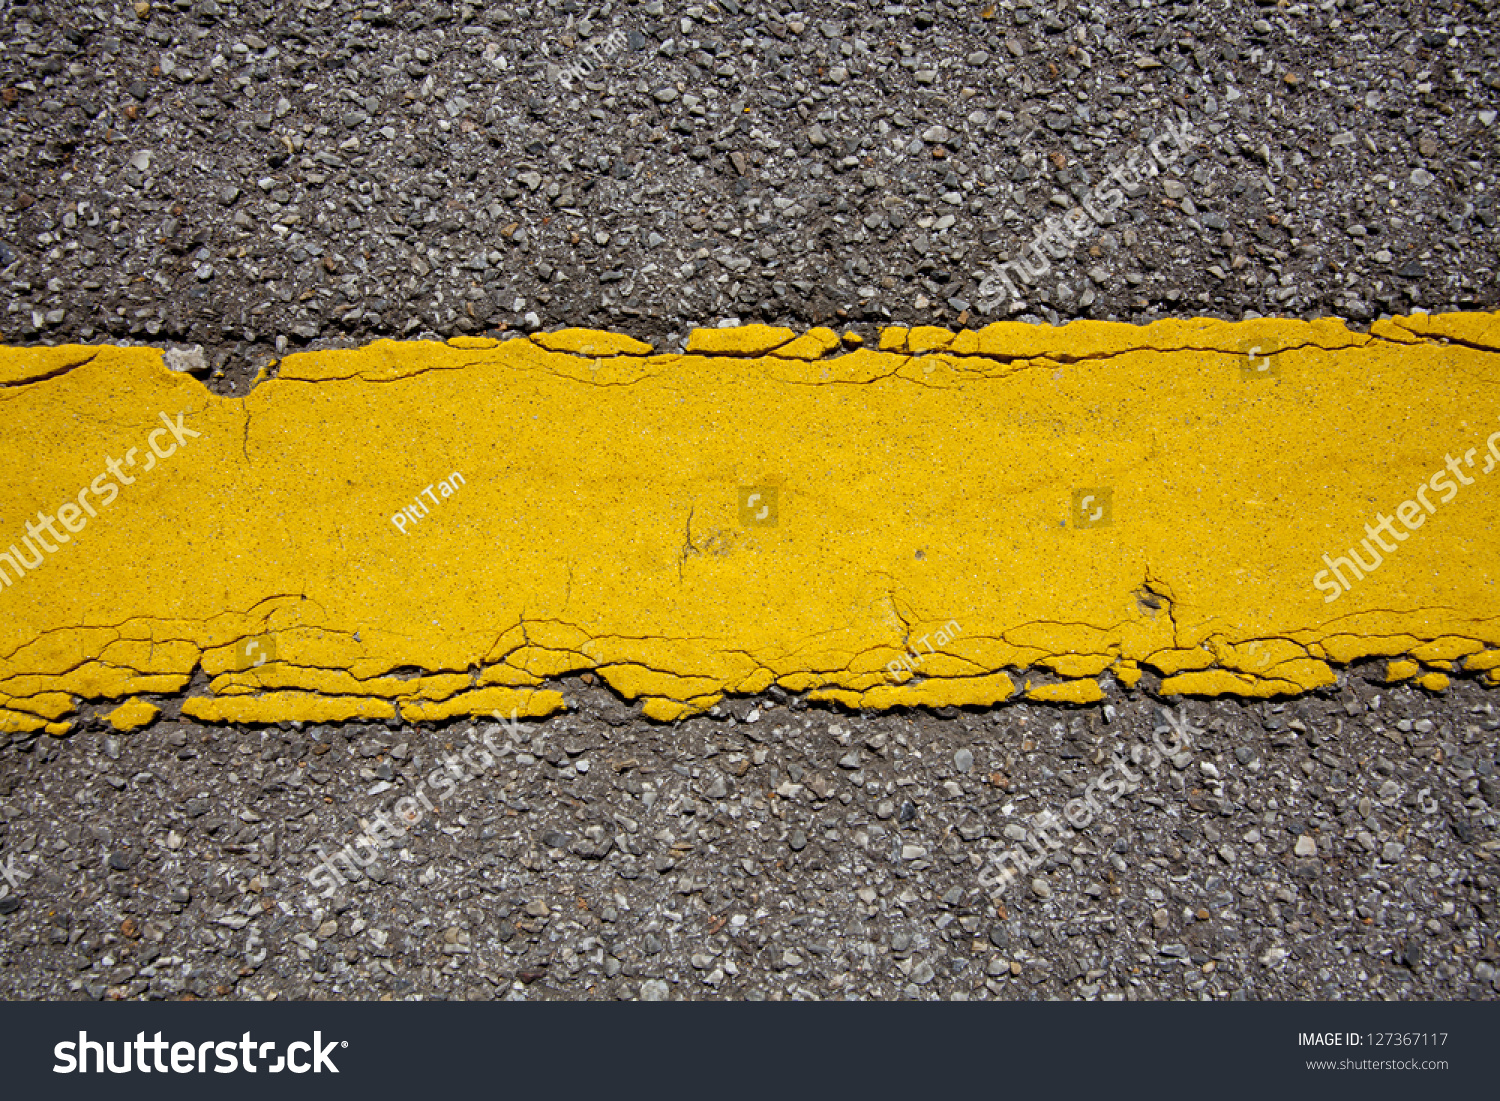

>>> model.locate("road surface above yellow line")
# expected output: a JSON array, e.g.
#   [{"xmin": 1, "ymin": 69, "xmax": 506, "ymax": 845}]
[{"xmin": 2, "ymin": 312, "xmax": 1498, "ymax": 732}]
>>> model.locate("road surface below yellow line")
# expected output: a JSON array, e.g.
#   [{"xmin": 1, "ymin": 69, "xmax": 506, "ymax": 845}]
[{"xmin": 2, "ymin": 312, "xmax": 1498, "ymax": 732}]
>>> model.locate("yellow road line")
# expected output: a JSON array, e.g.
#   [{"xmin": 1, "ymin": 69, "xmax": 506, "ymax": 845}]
[{"xmin": 2, "ymin": 312, "xmax": 1497, "ymax": 730}]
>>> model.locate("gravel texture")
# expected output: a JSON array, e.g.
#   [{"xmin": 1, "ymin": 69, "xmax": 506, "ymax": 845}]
[
  {"xmin": 2, "ymin": 0, "xmax": 1499, "ymax": 1001},
  {"xmin": 1, "ymin": 677, "xmax": 1497, "ymax": 1001}
]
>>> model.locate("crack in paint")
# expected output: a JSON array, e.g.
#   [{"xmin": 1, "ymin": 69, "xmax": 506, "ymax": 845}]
[{"xmin": 0, "ymin": 350, "xmax": 100, "ymax": 389}]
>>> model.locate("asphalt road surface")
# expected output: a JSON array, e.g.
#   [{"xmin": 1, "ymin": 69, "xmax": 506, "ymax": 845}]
[{"xmin": 1, "ymin": 0, "xmax": 1497, "ymax": 1001}]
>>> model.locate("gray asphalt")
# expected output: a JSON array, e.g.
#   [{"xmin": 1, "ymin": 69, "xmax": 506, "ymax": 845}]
[{"xmin": 1, "ymin": 0, "xmax": 1497, "ymax": 1001}]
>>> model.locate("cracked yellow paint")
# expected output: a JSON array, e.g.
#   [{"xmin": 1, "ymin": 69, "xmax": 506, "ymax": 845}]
[
  {"xmin": 182, "ymin": 693, "xmax": 398, "ymax": 725},
  {"xmin": 106, "ymin": 698, "xmax": 159, "ymax": 731},
  {"xmin": 1026, "ymin": 680, "xmax": 1105, "ymax": 705},
  {"xmin": 772, "ymin": 327, "xmax": 842, "ymax": 361},
  {"xmin": 685, "ymin": 324, "xmax": 793, "ymax": 355},
  {"xmin": 399, "ymin": 687, "xmax": 565, "ymax": 724},
  {"xmin": 2, "ymin": 312, "xmax": 1498, "ymax": 727},
  {"xmin": 1041, "ymin": 654, "xmax": 1116, "ymax": 678},
  {"xmin": 0, "ymin": 708, "xmax": 50, "ymax": 734},
  {"xmin": 1410, "ymin": 637, "xmax": 1485, "ymax": 663},
  {"xmin": 1465, "ymin": 651, "xmax": 1500, "ymax": 673},
  {"xmin": 533, "ymin": 328, "xmax": 652, "ymax": 357},
  {"xmin": 1384, "ymin": 659, "xmax": 1422, "ymax": 683},
  {"xmin": 809, "ymin": 671, "xmax": 1017, "ymax": 711},
  {"xmin": 1417, "ymin": 672, "xmax": 1452, "ymax": 693}
]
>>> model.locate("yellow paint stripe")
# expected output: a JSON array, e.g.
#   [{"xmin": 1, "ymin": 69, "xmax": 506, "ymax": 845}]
[{"xmin": 1, "ymin": 313, "xmax": 1497, "ymax": 725}]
